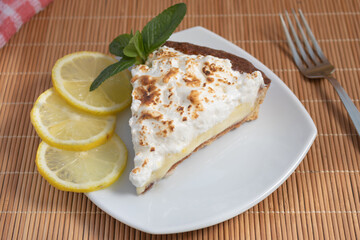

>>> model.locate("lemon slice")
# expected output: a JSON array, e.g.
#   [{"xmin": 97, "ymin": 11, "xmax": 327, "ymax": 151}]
[
  {"xmin": 52, "ymin": 51, "xmax": 132, "ymax": 115},
  {"xmin": 31, "ymin": 88, "xmax": 116, "ymax": 151},
  {"xmin": 36, "ymin": 134, "xmax": 127, "ymax": 192}
]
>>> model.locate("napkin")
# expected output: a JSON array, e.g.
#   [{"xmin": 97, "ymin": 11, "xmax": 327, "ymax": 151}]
[{"xmin": 0, "ymin": 0, "xmax": 53, "ymax": 48}]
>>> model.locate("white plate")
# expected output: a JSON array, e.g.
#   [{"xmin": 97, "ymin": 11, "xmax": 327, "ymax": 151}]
[{"xmin": 87, "ymin": 26, "xmax": 317, "ymax": 234}]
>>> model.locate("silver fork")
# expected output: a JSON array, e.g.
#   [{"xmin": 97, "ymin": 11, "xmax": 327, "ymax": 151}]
[{"xmin": 280, "ymin": 9, "xmax": 360, "ymax": 136}]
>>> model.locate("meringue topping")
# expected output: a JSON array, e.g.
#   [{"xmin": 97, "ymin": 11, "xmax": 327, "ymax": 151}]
[{"xmin": 129, "ymin": 46, "xmax": 264, "ymax": 188}]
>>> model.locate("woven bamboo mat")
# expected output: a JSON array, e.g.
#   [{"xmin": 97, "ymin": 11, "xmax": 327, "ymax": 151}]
[{"xmin": 1, "ymin": 0, "xmax": 360, "ymax": 238}]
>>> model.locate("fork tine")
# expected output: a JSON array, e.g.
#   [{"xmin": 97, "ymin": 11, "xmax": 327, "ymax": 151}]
[
  {"xmin": 284, "ymin": 10, "xmax": 313, "ymax": 67},
  {"xmin": 279, "ymin": 14, "xmax": 304, "ymax": 70},
  {"xmin": 298, "ymin": 9, "xmax": 327, "ymax": 62},
  {"xmin": 291, "ymin": 9, "xmax": 320, "ymax": 64}
]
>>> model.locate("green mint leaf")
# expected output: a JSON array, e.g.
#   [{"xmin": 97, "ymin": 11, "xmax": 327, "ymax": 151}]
[
  {"xmin": 141, "ymin": 3, "xmax": 186, "ymax": 56},
  {"xmin": 123, "ymin": 31, "xmax": 146, "ymax": 60},
  {"xmin": 90, "ymin": 57, "xmax": 136, "ymax": 91},
  {"xmin": 109, "ymin": 34, "xmax": 132, "ymax": 57},
  {"xmin": 135, "ymin": 32, "xmax": 146, "ymax": 60}
]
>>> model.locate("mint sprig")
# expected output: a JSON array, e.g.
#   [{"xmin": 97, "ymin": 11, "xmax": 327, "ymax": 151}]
[{"xmin": 90, "ymin": 3, "xmax": 187, "ymax": 91}]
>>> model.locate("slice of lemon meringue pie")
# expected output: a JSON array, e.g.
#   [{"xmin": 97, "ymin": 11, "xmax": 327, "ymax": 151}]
[{"xmin": 129, "ymin": 41, "xmax": 270, "ymax": 194}]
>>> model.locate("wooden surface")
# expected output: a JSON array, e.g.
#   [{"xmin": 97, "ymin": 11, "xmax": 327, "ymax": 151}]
[{"xmin": 1, "ymin": 0, "xmax": 360, "ymax": 239}]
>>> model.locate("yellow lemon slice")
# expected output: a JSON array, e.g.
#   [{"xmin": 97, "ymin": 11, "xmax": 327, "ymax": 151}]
[
  {"xmin": 31, "ymin": 88, "xmax": 116, "ymax": 151},
  {"xmin": 36, "ymin": 134, "xmax": 127, "ymax": 192},
  {"xmin": 52, "ymin": 51, "xmax": 132, "ymax": 115}
]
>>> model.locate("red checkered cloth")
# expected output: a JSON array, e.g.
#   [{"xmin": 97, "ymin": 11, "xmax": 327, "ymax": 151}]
[{"xmin": 0, "ymin": 0, "xmax": 53, "ymax": 48}]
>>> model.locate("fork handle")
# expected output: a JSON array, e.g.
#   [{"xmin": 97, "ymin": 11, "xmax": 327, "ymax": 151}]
[{"xmin": 326, "ymin": 76, "xmax": 360, "ymax": 136}]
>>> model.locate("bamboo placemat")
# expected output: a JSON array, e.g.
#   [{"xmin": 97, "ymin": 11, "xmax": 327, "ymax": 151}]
[{"xmin": 1, "ymin": 0, "xmax": 359, "ymax": 238}]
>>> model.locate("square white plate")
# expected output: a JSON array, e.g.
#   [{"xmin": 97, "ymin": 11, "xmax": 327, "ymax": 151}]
[{"xmin": 87, "ymin": 26, "xmax": 317, "ymax": 234}]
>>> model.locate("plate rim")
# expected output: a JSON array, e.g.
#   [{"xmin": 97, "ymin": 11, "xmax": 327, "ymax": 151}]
[{"xmin": 87, "ymin": 26, "xmax": 317, "ymax": 234}]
